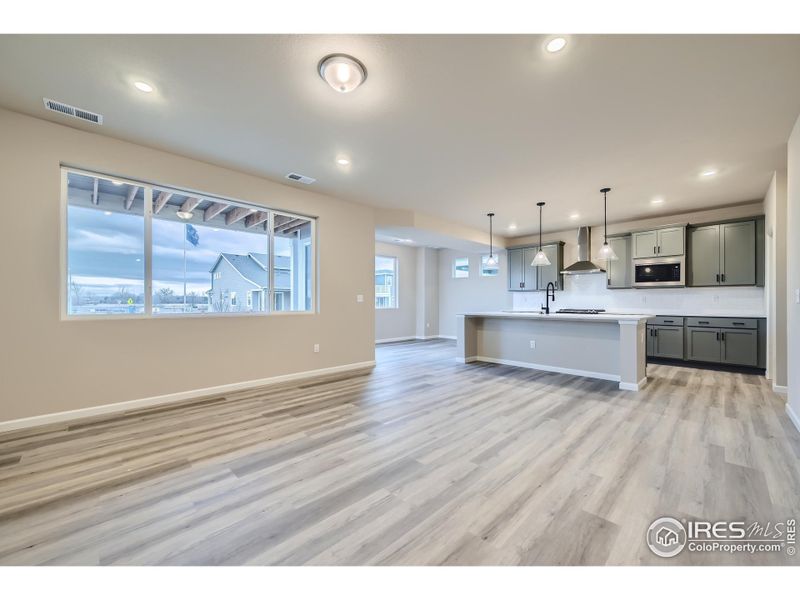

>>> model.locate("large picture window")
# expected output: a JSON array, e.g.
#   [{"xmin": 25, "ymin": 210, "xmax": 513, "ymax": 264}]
[
  {"xmin": 375, "ymin": 256, "xmax": 398, "ymax": 309},
  {"xmin": 63, "ymin": 168, "xmax": 316, "ymax": 318}
]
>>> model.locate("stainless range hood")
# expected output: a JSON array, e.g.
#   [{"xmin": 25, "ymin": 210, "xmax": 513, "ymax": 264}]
[{"xmin": 561, "ymin": 226, "xmax": 605, "ymax": 274}]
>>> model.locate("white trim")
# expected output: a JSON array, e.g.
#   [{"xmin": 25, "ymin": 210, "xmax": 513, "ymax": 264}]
[
  {"xmin": 786, "ymin": 402, "xmax": 800, "ymax": 435},
  {"xmin": 0, "ymin": 360, "xmax": 375, "ymax": 434},
  {"xmin": 465, "ymin": 355, "xmax": 620, "ymax": 383},
  {"xmin": 438, "ymin": 334, "xmax": 457, "ymax": 340},
  {"xmin": 619, "ymin": 377, "xmax": 648, "ymax": 392},
  {"xmin": 773, "ymin": 384, "xmax": 788, "ymax": 396}
]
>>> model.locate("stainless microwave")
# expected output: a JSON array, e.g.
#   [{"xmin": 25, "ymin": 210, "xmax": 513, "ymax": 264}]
[{"xmin": 633, "ymin": 256, "xmax": 685, "ymax": 287}]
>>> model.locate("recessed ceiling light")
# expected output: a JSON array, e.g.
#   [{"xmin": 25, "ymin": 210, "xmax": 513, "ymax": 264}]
[
  {"xmin": 700, "ymin": 168, "xmax": 718, "ymax": 178},
  {"xmin": 134, "ymin": 81, "xmax": 154, "ymax": 93},
  {"xmin": 103, "ymin": 211, "xmax": 112, "ymax": 216},
  {"xmin": 393, "ymin": 238, "xmax": 414, "ymax": 244},
  {"xmin": 135, "ymin": 258, "xmax": 141, "ymax": 262},
  {"xmin": 569, "ymin": 213, "xmax": 580, "ymax": 220},
  {"xmin": 319, "ymin": 54, "xmax": 367, "ymax": 93},
  {"xmin": 508, "ymin": 223, "xmax": 518, "ymax": 231},
  {"xmin": 176, "ymin": 211, "xmax": 194, "ymax": 220},
  {"xmin": 546, "ymin": 37, "xmax": 568, "ymax": 53},
  {"xmin": 336, "ymin": 157, "xmax": 351, "ymax": 166},
  {"xmin": 651, "ymin": 197, "xmax": 665, "ymax": 205},
  {"xmin": 112, "ymin": 180, "xmax": 124, "ymax": 186}
]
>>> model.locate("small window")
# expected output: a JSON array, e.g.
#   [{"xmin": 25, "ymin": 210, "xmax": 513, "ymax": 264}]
[
  {"xmin": 375, "ymin": 256, "xmax": 398, "ymax": 309},
  {"xmin": 230, "ymin": 291, "xmax": 237, "ymax": 307},
  {"xmin": 481, "ymin": 255, "xmax": 499, "ymax": 277},
  {"xmin": 453, "ymin": 257, "xmax": 469, "ymax": 278},
  {"xmin": 246, "ymin": 291, "xmax": 252, "ymax": 308}
]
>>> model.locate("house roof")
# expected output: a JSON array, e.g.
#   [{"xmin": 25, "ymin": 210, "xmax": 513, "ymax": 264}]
[{"xmin": 210, "ymin": 252, "xmax": 292, "ymax": 290}]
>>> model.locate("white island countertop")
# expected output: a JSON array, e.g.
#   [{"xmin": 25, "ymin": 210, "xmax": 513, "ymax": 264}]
[{"xmin": 460, "ymin": 311, "xmax": 651, "ymax": 324}]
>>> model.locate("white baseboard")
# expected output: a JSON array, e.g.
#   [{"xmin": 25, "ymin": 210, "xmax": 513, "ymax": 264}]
[
  {"xmin": 619, "ymin": 377, "xmax": 648, "ymax": 392},
  {"xmin": 437, "ymin": 335, "xmax": 457, "ymax": 340},
  {"xmin": 466, "ymin": 355, "xmax": 620, "ymax": 383},
  {"xmin": 0, "ymin": 360, "xmax": 376, "ymax": 434},
  {"xmin": 786, "ymin": 402, "xmax": 800, "ymax": 435},
  {"xmin": 376, "ymin": 335, "xmax": 451, "ymax": 344},
  {"xmin": 773, "ymin": 384, "xmax": 788, "ymax": 396}
]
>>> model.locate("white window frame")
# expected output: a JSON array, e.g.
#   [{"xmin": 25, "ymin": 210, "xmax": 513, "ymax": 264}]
[
  {"xmin": 375, "ymin": 255, "xmax": 398, "ymax": 310},
  {"xmin": 480, "ymin": 255, "xmax": 499, "ymax": 277},
  {"xmin": 453, "ymin": 257, "xmax": 470, "ymax": 279},
  {"xmin": 60, "ymin": 166, "xmax": 317, "ymax": 320}
]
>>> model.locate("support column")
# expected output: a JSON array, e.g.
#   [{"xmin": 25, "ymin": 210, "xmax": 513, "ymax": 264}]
[{"xmin": 618, "ymin": 319, "xmax": 648, "ymax": 391}]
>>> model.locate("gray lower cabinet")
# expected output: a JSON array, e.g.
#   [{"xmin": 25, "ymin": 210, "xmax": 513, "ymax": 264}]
[
  {"xmin": 720, "ymin": 328, "xmax": 758, "ymax": 366},
  {"xmin": 687, "ymin": 220, "xmax": 756, "ymax": 287},
  {"xmin": 686, "ymin": 327, "xmax": 722, "ymax": 363},
  {"xmin": 606, "ymin": 236, "xmax": 632, "ymax": 288},
  {"xmin": 650, "ymin": 325, "xmax": 684, "ymax": 359}
]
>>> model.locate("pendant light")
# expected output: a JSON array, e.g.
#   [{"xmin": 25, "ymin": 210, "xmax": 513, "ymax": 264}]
[
  {"xmin": 530, "ymin": 202, "xmax": 551, "ymax": 266},
  {"xmin": 598, "ymin": 187, "xmax": 618, "ymax": 261},
  {"xmin": 485, "ymin": 213, "xmax": 498, "ymax": 267}
]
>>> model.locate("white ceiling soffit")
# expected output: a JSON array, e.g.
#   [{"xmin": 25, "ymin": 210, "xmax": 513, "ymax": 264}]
[{"xmin": 1, "ymin": 35, "xmax": 799, "ymax": 236}]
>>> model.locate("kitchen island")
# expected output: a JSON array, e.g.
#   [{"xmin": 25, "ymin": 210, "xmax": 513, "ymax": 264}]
[{"xmin": 456, "ymin": 311, "xmax": 651, "ymax": 390}]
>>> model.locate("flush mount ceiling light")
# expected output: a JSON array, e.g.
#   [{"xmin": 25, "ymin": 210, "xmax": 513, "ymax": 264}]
[
  {"xmin": 176, "ymin": 210, "xmax": 194, "ymax": 220},
  {"xmin": 318, "ymin": 54, "xmax": 367, "ymax": 93},
  {"xmin": 133, "ymin": 81, "xmax": 154, "ymax": 93},
  {"xmin": 597, "ymin": 187, "xmax": 618, "ymax": 261},
  {"xmin": 531, "ymin": 202, "xmax": 551, "ymax": 266},
  {"xmin": 545, "ymin": 37, "xmax": 567, "ymax": 53},
  {"xmin": 336, "ymin": 157, "xmax": 351, "ymax": 166},
  {"xmin": 485, "ymin": 213, "xmax": 498, "ymax": 268}
]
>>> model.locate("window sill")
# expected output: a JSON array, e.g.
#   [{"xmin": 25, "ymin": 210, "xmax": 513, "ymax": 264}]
[{"xmin": 61, "ymin": 310, "xmax": 317, "ymax": 322}]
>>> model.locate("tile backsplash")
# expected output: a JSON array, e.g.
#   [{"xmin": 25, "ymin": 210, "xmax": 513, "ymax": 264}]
[{"xmin": 511, "ymin": 273, "xmax": 766, "ymax": 317}]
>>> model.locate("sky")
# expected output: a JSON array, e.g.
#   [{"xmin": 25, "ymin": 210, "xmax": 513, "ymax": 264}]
[{"xmin": 67, "ymin": 205, "xmax": 289, "ymax": 298}]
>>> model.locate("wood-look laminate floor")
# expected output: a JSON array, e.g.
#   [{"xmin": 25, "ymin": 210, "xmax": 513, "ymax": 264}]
[{"xmin": 1, "ymin": 339, "xmax": 799, "ymax": 566}]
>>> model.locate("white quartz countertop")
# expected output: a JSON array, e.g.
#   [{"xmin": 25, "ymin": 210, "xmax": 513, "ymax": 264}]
[
  {"xmin": 603, "ymin": 308, "xmax": 767, "ymax": 318},
  {"xmin": 460, "ymin": 311, "xmax": 651, "ymax": 323}
]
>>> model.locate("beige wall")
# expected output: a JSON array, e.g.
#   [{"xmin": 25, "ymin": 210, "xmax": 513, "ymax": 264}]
[
  {"xmin": 0, "ymin": 109, "xmax": 376, "ymax": 422},
  {"xmin": 763, "ymin": 171, "xmax": 788, "ymax": 388},
  {"xmin": 438, "ymin": 249, "xmax": 512, "ymax": 338},
  {"xmin": 375, "ymin": 241, "xmax": 418, "ymax": 341},
  {"xmin": 416, "ymin": 247, "xmax": 439, "ymax": 338},
  {"xmin": 787, "ymin": 114, "xmax": 800, "ymax": 425}
]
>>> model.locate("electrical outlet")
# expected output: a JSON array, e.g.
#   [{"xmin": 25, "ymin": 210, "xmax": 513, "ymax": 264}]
[
  {"xmin": 713, "ymin": 295, "xmax": 720, "ymax": 303},
  {"xmin": 356, "ymin": 294, "xmax": 364, "ymax": 303},
  {"xmin": 529, "ymin": 340, "xmax": 536, "ymax": 349},
  {"xmin": 795, "ymin": 289, "xmax": 800, "ymax": 304},
  {"xmin": 426, "ymin": 322, "xmax": 430, "ymax": 329},
  {"xmin": 313, "ymin": 344, "xmax": 320, "ymax": 353},
  {"xmin": 641, "ymin": 296, "xmax": 647, "ymax": 304}
]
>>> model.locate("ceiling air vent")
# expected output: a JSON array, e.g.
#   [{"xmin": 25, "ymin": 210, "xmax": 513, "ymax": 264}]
[
  {"xmin": 43, "ymin": 98, "xmax": 104, "ymax": 125},
  {"xmin": 285, "ymin": 172, "xmax": 316, "ymax": 185}
]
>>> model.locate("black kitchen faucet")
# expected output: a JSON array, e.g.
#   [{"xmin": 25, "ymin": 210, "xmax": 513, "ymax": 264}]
[{"xmin": 541, "ymin": 282, "xmax": 556, "ymax": 314}]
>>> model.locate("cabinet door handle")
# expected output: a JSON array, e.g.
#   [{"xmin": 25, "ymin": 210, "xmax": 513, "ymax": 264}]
[
  {"xmin": 653, "ymin": 245, "xmax": 656, "ymax": 254},
  {"xmin": 721, "ymin": 331, "xmax": 725, "ymax": 341},
  {"xmin": 721, "ymin": 273, "xmax": 726, "ymax": 282},
  {"xmin": 716, "ymin": 331, "xmax": 720, "ymax": 341},
  {"xmin": 732, "ymin": 322, "xmax": 745, "ymax": 326},
  {"xmin": 699, "ymin": 320, "xmax": 710, "ymax": 325},
  {"xmin": 716, "ymin": 274, "xmax": 720, "ymax": 283},
  {"xmin": 657, "ymin": 245, "xmax": 661, "ymax": 254},
  {"xmin": 664, "ymin": 320, "xmax": 674, "ymax": 323}
]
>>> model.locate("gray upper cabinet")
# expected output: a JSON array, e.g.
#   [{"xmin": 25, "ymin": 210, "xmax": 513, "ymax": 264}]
[
  {"xmin": 720, "ymin": 221, "xmax": 756, "ymax": 286},
  {"xmin": 687, "ymin": 225, "xmax": 720, "ymax": 286},
  {"xmin": 632, "ymin": 230, "xmax": 659, "ymax": 258},
  {"xmin": 522, "ymin": 248, "xmax": 539, "ymax": 291},
  {"xmin": 507, "ymin": 243, "xmax": 563, "ymax": 292},
  {"xmin": 537, "ymin": 243, "xmax": 565, "ymax": 291},
  {"xmin": 632, "ymin": 226, "xmax": 685, "ymax": 259},
  {"xmin": 507, "ymin": 248, "xmax": 525, "ymax": 291},
  {"xmin": 606, "ymin": 236, "xmax": 632, "ymax": 288},
  {"xmin": 687, "ymin": 220, "xmax": 756, "ymax": 287}
]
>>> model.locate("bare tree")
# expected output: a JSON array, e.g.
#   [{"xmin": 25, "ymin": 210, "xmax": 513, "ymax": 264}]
[
  {"xmin": 212, "ymin": 289, "xmax": 230, "ymax": 313},
  {"xmin": 70, "ymin": 279, "xmax": 83, "ymax": 306},
  {"xmin": 156, "ymin": 288, "xmax": 176, "ymax": 305}
]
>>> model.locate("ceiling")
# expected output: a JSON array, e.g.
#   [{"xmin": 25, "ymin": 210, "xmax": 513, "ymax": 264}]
[{"xmin": 1, "ymin": 34, "xmax": 799, "ymax": 237}]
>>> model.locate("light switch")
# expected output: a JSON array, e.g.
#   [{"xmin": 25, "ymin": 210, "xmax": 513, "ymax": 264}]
[{"xmin": 356, "ymin": 294, "xmax": 364, "ymax": 303}]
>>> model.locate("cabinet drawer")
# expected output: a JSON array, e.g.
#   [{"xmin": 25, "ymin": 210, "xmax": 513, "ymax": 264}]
[
  {"xmin": 685, "ymin": 317, "xmax": 757, "ymax": 329},
  {"xmin": 648, "ymin": 316, "xmax": 684, "ymax": 326}
]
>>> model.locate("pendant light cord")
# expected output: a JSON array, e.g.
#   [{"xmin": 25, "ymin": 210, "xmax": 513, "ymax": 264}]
[
  {"xmin": 539, "ymin": 205, "xmax": 542, "ymax": 250},
  {"xmin": 604, "ymin": 190, "xmax": 608, "ymax": 244}
]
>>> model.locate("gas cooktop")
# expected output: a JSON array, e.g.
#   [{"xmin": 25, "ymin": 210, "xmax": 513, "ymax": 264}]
[{"xmin": 555, "ymin": 309, "xmax": 607, "ymax": 314}]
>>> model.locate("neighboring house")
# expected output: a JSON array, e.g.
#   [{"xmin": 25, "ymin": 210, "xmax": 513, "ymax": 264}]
[
  {"xmin": 375, "ymin": 267, "xmax": 395, "ymax": 308},
  {"xmin": 209, "ymin": 253, "xmax": 291, "ymax": 312}
]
